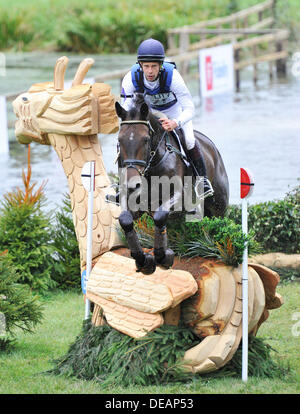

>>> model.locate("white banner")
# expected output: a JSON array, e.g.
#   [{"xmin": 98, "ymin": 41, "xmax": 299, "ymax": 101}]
[{"xmin": 199, "ymin": 44, "xmax": 234, "ymax": 98}]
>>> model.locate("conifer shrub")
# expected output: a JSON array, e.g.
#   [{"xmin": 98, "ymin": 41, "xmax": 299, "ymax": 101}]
[
  {"xmin": 0, "ymin": 146, "xmax": 56, "ymax": 294},
  {"xmin": 50, "ymin": 320, "xmax": 288, "ymax": 385},
  {"xmin": 51, "ymin": 194, "xmax": 81, "ymax": 291},
  {"xmin": 0, "ymin": 252, "xmax": 43, "ymax": 349}
]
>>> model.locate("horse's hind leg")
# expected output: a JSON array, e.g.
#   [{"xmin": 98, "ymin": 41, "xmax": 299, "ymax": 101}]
[
  {"xmin": 119, "ymin": 210, "xmax": 156, "ymax": 275},
  {"xmin": 153, "ymin": 209, "xmax": 174, "ymax": 269}
]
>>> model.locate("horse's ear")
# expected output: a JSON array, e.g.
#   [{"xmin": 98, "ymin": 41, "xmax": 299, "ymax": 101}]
[
  {"xmin": 115, "ymin": 101, "xmax": 127, "ymax": 120},
  {"xmin": 140, "ymin": 102, "xmax": 149, "ymax": 120}
]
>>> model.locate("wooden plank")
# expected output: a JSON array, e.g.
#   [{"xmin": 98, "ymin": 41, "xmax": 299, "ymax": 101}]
[
  {"xmin": 167, "ymin": 28, "xmax": 281, "ymax": 35},
  {"xmin": 167, "ymin": 29, "xmax": 289, "ymax": 56},
  {"xmin": 234, "ymin": 50, "xmax": 288, "ymax": 70},
  {"xmin": 167, "ymin": 1, "xmax": 274, "ymax": 32},
  {"xmin": 251, "ymin": 16, "xmax": 274, "ymax": 29},
  {"xmin": 234, "ymin": 29, "xmax": 289, "ymax": 50}
]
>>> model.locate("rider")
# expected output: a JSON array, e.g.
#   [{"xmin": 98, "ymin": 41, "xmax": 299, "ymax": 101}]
[{"xmin": 120, "ymin": 37, "xmax": 214, "ymax": 199}]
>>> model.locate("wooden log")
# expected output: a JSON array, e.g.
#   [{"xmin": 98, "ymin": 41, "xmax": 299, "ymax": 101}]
[
  {"xmin": 249, "ymin": 253, "xmax": 300, "ymax": 269},
  {"xmin": 234, "ymin": 50, "xmax": 288, "ymax": 70}
]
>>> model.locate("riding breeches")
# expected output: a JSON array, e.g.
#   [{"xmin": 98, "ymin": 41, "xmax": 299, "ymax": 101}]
[
  {"xmin": 152, "ymin": 108, "xmax": 196, "ymax": 151},
  {"xmin": 181, "ymin": 120, "xmax": 195, "ymax": 150}
]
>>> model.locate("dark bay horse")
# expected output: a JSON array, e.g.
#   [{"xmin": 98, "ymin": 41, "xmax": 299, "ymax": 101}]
[{"xmin": 115, "ymin": 96, "xmax": 229, "ymax": 274}]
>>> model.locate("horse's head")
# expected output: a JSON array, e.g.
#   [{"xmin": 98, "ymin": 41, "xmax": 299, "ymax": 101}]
[{"xmin": 115, "ymin": 97, "xmax": 153, "ymax": 199}]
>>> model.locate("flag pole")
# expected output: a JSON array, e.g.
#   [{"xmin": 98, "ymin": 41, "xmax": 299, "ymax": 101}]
[
  {"xmin": 240, "ymin": 167, "xmax": 254, "ymax": 383},
  {"xmin": 242, "ymin": 196, "xmax": 248, "ymax": 382},
  {"xmin": 81, "ymin": 161, "xmax": 95, "ymax": 320}
]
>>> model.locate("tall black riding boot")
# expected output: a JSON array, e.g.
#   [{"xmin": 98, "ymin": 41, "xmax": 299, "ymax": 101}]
[{"xmin": 187, "ymin": 141, "xmax": 214, "ymax": 199}]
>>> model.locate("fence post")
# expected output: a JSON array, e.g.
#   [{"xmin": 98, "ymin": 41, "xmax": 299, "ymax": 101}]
[
  {"xmin": 272, "ymin": 0, "xmax": 277, "ymax": 27},
  {"xmin": 0, "ymin": 96, "xmax": 9, "ymax": 155},
  {"xmin": 179, "ymin": 32, "xmax": 190, "ymax": 77},
  {"xmin": 234, "ymin": 49, "xmax": 241, "ymax": 92},
  {"xmin": 276, "ymin": 41, "xmax": 287, "ymax": 75}
]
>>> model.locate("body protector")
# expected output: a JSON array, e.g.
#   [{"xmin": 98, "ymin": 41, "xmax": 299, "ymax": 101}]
[{"xmin": 131, "ymin": 62, "xmax": 177, "ymax": 110}]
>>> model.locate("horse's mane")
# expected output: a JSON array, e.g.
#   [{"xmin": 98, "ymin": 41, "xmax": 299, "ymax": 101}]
[{"xmin": 129, "ymin": 93, "xmax": 163, "ymax": 132}]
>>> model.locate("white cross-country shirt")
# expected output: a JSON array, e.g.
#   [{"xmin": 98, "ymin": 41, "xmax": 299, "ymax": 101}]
[{"xmin": 121, "ymin": 67, "xmax": 195, "ymax": 129}]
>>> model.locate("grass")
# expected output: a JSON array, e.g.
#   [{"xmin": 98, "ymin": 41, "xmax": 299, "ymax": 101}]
[{"xmin": 0, "ymin": 281, "xmax": 299, "ymax": 394}]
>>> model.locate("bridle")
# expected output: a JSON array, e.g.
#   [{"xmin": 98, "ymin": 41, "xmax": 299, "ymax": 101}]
[{"xmin": 118, "ymin": 119, "xmax": 167, "ymax": 177}]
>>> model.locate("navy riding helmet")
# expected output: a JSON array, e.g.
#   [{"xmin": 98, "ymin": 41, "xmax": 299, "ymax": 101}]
[{"xmin": 137, "ymin": 38, "xmax": 165, "ymax": 63}]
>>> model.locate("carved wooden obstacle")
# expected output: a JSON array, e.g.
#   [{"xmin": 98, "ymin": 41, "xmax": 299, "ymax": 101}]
[{"xmin": 13, "ymin": 56, "xmax": 283, "ymax": 374}]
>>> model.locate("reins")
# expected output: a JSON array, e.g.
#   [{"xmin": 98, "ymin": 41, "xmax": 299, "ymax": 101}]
[
  {"xmin": 119, "ymin": 119, "xmax": 166, "ymax": 177},
  {"xmin": 119, "ymin": 118, "xmax": 185, "ymax": 177}
]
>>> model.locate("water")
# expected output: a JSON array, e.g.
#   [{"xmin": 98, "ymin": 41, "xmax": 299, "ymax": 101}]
[{"xmin": 0, "ymin": 52, "xmax": 299, "ymax": 212}]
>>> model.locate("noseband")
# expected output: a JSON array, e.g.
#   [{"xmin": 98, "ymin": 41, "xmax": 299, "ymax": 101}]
[{"xmin": 119, "ymin": 120, "xmax": 157, "ymax": 176}]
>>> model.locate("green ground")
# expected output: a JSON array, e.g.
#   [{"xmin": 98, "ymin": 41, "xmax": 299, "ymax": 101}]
[{"xmin": 0, "ymin": 282, "xmax": 299, "ymax": 394}]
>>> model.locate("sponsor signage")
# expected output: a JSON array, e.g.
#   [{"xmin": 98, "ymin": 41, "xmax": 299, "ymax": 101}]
[{"xmin": 199, "ymin": 44, "xmax": 234, "ymax": 97}]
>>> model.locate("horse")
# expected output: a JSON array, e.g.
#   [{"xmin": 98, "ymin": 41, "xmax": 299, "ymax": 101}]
[{"xmin": 115, "ymin": 95, "xmax": 229, "ymax": 275}]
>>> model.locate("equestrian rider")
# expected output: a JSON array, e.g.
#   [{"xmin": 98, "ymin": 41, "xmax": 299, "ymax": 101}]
[{"xmin": 120, "ymin": 38, "xmax": 214, "ymax": 199}]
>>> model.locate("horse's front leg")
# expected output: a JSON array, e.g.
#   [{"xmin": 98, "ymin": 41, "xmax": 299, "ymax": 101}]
[
  {"xmin": 153, "ymin": 209, "xmax": 174, "ymax": 269},
  {"xmin": 119, "ymin": 210, "xmax": 156, "ymax": 275}
]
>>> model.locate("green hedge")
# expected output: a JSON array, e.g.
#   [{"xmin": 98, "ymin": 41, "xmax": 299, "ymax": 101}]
[
  {"xmin": 226, "ymin": 186, "xmax": 300, "ymax": 254},
  {"xmin": 0, "ymin": 0, "xmax": 281, "ymax": 52},
  {"xmin": 51, "ymin": 194, "xmax": 81, "ymax": 291}
]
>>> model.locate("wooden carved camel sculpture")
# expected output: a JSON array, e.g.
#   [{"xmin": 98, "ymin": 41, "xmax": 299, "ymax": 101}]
[{"xmin": 12, "ymin": 56, "xmax": 283, "ymax": 375}]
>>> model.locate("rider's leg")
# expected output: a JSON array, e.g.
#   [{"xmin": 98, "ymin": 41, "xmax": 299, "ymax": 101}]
[{"xmin": 182, "ymin": 121, "xmax": 214, "ymax": 199}]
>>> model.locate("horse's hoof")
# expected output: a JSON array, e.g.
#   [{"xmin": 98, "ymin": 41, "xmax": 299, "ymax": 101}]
[
  {"xmin": 155, "ymin": 248, "xmax": 174, "ymax": 269},
  {"xmin": 136, "ymin": 253, "xmax": 156, "ymax": 275}
]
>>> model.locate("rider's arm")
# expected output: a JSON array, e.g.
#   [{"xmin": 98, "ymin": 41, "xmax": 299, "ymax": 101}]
[
  {"xmin": 120, "ymin": 71, "xmax": 135, "ymax": 111},
  {"xmin": 170, "ymin": 69, "xmax": 195, "ymax": 127}
]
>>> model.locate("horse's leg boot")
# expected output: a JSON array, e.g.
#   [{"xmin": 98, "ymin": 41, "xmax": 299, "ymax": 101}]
[
  {"xmin": 136, "ymin": 252, "xmax": 156, "ymax": 275},
  {"xmin": 153, "ymin": 208, "xmax": 175, "ymax": 269}
]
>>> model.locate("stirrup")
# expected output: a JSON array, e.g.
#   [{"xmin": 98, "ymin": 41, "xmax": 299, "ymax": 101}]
[{"xmin": 195, "ymin": 177, "xmax": 214, "ymax": 200}]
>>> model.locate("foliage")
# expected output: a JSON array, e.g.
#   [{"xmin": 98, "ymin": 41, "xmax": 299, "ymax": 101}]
[
  {"xmin": 51, "ymin": 194, "xmax": 81, "ymax": 291},
  {"xmin": 0, "ymin": 146, "xmax": 56, "ymax": 294},
  {"xmin": 134, "ymin": 214, "xmax": 260, "ymax": 267},
  {"xmin": 2, "ymin": 0, "xmax": 298, "ymax": 53},
  {"xmin": 0, "ymin": 252, "xmax": 43, "ymax": 345},
  {"xmin": 269, "ymin": 266, "xmax": 300, "ymax": 284},
  {"xmin": 226, "ymin": 186, "xmax": 300, "ymax": 254},
  {"xmin": 50, "ymin": 320, "xmax": 199, "ymax": 387},
  {"xmin": 213, "ymin": 335, "xmax": 290, "ymax": 379},
  {"xmin": 49, "ymin": 319, "xmax": 289, "ymax": 386}
]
